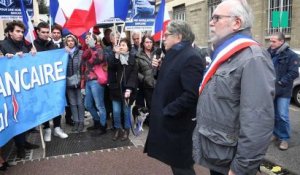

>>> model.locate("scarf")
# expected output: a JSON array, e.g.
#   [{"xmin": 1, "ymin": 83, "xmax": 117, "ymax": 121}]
[
  {"xmin": 52, "ymin": 39, "xmax": 62, "ymax": 48},
  {"xmin": 119, "ymin": 52, "xmax": 129, "ymax": 65},
  {"xmin": 198, "ymin": 34, "xmax": 258, "ymax": 95},
  {"xmin": 69, "ymin": 47, "xmax": 77, "ymax": 57}
]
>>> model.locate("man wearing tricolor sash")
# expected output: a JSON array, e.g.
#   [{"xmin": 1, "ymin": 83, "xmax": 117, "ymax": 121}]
[{"xmin": 193, "ymin": 0, "xmax": 275, "ymax": 174}]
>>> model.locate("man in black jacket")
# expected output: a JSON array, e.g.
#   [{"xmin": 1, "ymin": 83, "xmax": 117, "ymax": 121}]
[
  {"xmin": 50, "ymin": 24, "xmax": 73, "ymax": 126},
  {"xmin": 34, "ymin": 22, "xmax": 68, "ymax": 142},
  {"xmin": 51, "ymin": 25, "xmax": 64, "ymax": 49},
  {"xmin": 268, "ymin": 32, "xmax": 299, "ymax": 150},
  {"xmin": 145, "ymin": 20, "xmax": 206, "ymax": 175},
  {"xmin": 0, "ymin": 21, "xmax": 39, "ymax": 159}
]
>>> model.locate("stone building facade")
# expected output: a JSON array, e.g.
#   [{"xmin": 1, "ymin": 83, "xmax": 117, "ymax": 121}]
[{"xmin": 160, "ymin": 0, "xmax": 300, "ymax": 49}]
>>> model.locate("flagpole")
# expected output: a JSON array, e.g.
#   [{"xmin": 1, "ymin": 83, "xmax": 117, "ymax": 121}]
[
  {"xmin": 26, "ymin": 11, "xmax": 36, "ymax": 50},
  {"xmin": 49, "ymin": 0, "xmax": 52, "ymax": 32},
  {"xmin": 49, "ymin": 15, "xmax": 52, "ymax": 32},
  {"xmin": 113, "ymin": 19, "xmax": 117, "ymax": 45},
  {"xmin": 159, "ymin": 30, "xmax": 163, "ymax": 48}
]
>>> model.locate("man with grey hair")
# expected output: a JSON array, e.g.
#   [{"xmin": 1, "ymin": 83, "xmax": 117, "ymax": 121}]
[
  {"xmin": 131, "ymin": 31, "xmax": 141, "ymax": 55},
  {"xmin": 193, "ymin": 0, "xmax": 275, "ymax": 174},
  {"xmin": 145, "ymin": 20, "xmax": 206, "ymax": 175}
]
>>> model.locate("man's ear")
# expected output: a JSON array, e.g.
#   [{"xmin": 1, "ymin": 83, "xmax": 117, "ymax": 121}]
[
  {"xmin": 233, "ymin": 17, "xmax": 242, "ymax": 31},
  {"xmin": 178, "ymin": 34, "xmax": 183, "ymax": 41}
]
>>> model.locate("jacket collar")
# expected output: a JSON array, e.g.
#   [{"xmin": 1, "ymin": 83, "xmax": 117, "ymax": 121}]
[
  {"xmin": 35, "ymin": 37, "xmax": 52, "ymax": 47},
  {"xmin": 136, "ymin": 49, "xmax": 155, "ymax": 60},
  {"xmin": 7, "ymin": 36, "xmax": 25, "ymax": 49}
]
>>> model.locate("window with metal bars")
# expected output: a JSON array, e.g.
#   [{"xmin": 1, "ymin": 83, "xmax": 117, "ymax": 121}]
[
  {"xmin": 173, "ymin": 4, "xmax": 186, "ymax": 21},
  {"xmin": 207, "ymin": 0, "xmax": 221, "ymax": 22},
  {"xmin": 267, "ymin": 0, "xmax": 292, "ymax": 35}
]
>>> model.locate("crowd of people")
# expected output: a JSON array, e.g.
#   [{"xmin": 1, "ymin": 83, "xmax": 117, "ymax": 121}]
[
  {"xmin": 0, "ymin": 14, "xmax": 170, "ymax": 170},
  {"xmin": 1, "ymin": 0, "xmax": 299, "ymax": 174}
]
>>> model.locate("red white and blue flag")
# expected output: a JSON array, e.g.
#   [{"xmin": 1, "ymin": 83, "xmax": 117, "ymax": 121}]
[
  {"xmin": 19, "ymin": 0, "xmax": 36, "ymax": 44},
  {"xmin": 64, "ymin": 0, "xmax": 96, "ymax": 37},
  {"xmin": 62, "ymin": 0, "xmax": 130, "ymax": 36},
  {"xmin": 50, "ymin": 0, "xmax": 67, "ymax": 27},
  {"xmin": 152, "ymin": 0, "xmax": 170, "ymax": 42},
  {"xmin": 199, "ymin": 34, "xmax": 258, "ymax": 95}
]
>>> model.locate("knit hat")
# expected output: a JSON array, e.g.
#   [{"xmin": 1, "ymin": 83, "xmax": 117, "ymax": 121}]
[{"xmin": 65, "ymin": 34, "xmax": 78, "ymax": 46}]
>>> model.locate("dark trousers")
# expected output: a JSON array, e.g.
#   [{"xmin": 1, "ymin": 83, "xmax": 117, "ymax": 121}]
[
  {"xmin": 144, "ymin": 88, "xmax": 153, "ymax": 110},
  {"xmin": 43, "ymin": 115, "xmax": 61, "ymax": 128},
  {"xmin": 13, "ymin": 133, "xmax": 26, "ymax": 149},
  {"xmin": 135, "ymin": 85, "xmax": 146, "ymax": 108},
  {"xmin": 171, "ymin": 166, "xmax": 195, "ymax": 175},
  {"xmin": 210, "ymin": 170, "xmax": 224, "ymax": 175},
  {"xmin": 65, "ymin": 106, "xmax": 73, "ymax": 123}
]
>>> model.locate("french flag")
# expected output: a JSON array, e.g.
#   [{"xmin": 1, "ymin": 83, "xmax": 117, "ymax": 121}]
[
  {"xmin": 94, "ymin": 0, "xmax": 130, "ymax": 23},
  {"xmin": 63, "ymin": 0, "xmax": 130, "ymax": 37},
  {"xmin": 64, "ymin": 0, "xmax": 96, "ymax": 37},
  {"xmin": 153, "ymin": 0, "xmax": 170, "ymax": 42},
  {"xmin": 50, "ymin": 0, "xmax": 66, "ymax": 27},
  {"xmin": 19, "ymin": 0, "xmax": 36, "ymax": 44}
]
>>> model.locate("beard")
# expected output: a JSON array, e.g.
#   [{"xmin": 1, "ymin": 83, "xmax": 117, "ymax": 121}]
[{"xmin": 209, "ymin": 27, "xmax": 234, "ymax": 45}]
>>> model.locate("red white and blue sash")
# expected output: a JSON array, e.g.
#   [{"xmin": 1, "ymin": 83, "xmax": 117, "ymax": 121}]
[{"xmin": 199, "ymin": 34, "xmax": 258, "ymax": 95}]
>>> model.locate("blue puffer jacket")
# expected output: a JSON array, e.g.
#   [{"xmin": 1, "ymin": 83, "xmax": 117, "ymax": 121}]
[{"xmin": 268, "ymin": 43, "xmax": 300, "ymax": 97}]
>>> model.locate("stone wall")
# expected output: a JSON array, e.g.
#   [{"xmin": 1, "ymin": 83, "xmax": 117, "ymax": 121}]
[
  {"xmin": 186, "ymin": 1, "xmax": 209, "ymax": 46},
  {"xmin": 164, "ymin": 0, "xmax": 300, "ymax": 49}
]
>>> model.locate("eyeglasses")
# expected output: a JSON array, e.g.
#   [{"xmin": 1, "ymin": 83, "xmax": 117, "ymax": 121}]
[
  {"xmin": 164, "ymin": 32, "xmax": 174, "ymax": 38},
  {"xmin": 211, "ymin": 15, "xmax": 235, "ymax": 23}
]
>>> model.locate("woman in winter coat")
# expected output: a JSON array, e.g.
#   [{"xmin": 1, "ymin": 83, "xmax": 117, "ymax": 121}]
[
  {"xmin": 65, "ymin": 34, "xmax": 85, "ymax": 132},
  {"xmin": 107, "ymin": 38, "xmax": 138, "ymax": 141},
  {"xmin": 135, "ymin": 35, "xmax": 156, "ymax": 110},
  {"xmin": 81, "ymin": 33, "xmax": 107, "ymax": 135}
]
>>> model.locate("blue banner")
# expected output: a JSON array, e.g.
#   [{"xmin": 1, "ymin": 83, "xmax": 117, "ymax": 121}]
[
  {"xmin": 125, "ymin": 0, "xmax": 155, "ymax": 31},
  {"xmin": 0, "ymin": 0, "xmax": 33, "ymax": 20},
  {"xmin": 0, "ymin": 49, "xmax": 68, "ymax": 147}
]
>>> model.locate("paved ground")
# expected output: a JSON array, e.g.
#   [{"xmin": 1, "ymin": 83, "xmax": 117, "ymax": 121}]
[
  {"xmin": 3, "ymin": 104, "xmax": 299, "ymax": 175},
  {"xmin": 2, "ymin": 114, "xmax": 211, "ymax": 175},
  {"xmin": 3, "ymin": 146, "xmax": 211, "ymax": 175},
  {"xmin": 263, "ymin": 104, "xmax": 300, "ymax": 174}
]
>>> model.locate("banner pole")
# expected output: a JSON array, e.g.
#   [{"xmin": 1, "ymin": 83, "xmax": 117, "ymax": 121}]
[
  {"xmin": 39, "ymin": 125, "xmax": 46, "ymax": 158},
  {"xmin": 118, "ymin": 22, "xmax": 125, "ymax": 45}
]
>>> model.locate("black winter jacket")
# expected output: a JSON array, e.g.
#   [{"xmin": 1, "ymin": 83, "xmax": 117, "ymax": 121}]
[
  {"xmin": 34, "ymin": 38, "xmax": 57, "ymax": 52},
  {"xmin": 0, "ymin": 37, "xmax": 29, "ymax": 55},
  {"xmin": 144, "ymin": 42, "xmax": 206, "ymax": 168},
  {"xmin": 268, "ymin": 43, "xmax": 299, "ymax": 97},
  {"xmin": 67, "ymin": 48, "xmax": 83, "ymax": 77},
  {"xmin": 107, "ymin": 52, "xmax": 138, "ymax": 104},
  {"xmin": 135, "ymin": 49, "xmax": 156, "ymax": 89}
]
